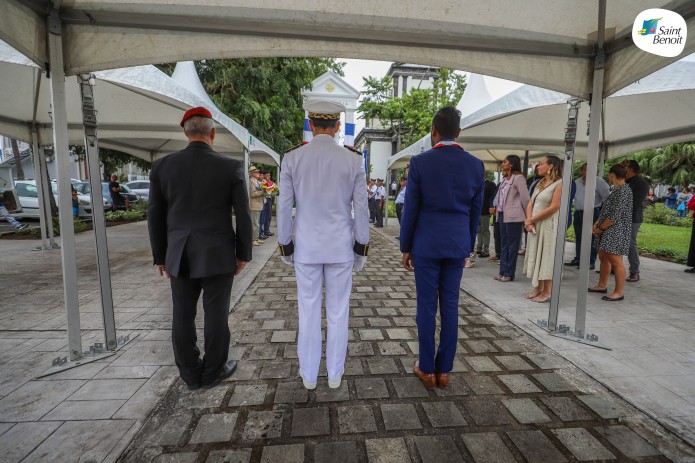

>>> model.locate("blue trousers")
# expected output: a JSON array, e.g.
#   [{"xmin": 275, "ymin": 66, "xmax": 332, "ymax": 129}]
[
  {"xmin": 413, "ymin": 256, "xmax": 465, "ymax": 374},
  {"xmin": 259, "ymin": 207, "xmax": 266, "ymax": 238},
  {"xmin": 499, "ymin": 212, "xmax": 523, "ymax": 279},
  {"xmin": 262, "ymin": 198, "xmax": 272, "ymax": 234}
]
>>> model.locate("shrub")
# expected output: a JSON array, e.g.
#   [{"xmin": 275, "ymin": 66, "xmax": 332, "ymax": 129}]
[
  {"xmin": 105, "ymin": 209, "xmax": 145, "ymax": 222},
  {"xmin": 643, "ymin": 203, "xmax": 690, "ymax": 227}
]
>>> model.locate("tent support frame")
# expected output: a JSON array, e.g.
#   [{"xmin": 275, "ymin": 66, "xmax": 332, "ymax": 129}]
[
  {"xmin": 78, "ymin": 73, "xmax": 118, "ymax": 351},
  {"xmin": 535, "ymin": 97, "xmax": 580, "ymax": 333},
  {"xmin": 47, "ymin": 7, "xmax": 83, "ymax": 361},
  {"xmin": 536, "ymin": 0, "xmax": 611, "ymax": 350}
]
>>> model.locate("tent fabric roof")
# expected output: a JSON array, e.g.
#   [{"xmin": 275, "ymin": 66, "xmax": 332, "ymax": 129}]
[
  {"xmin": 389, "ymin": 56, "xmax": 695, "ymax": 168},
  {"xmin": 457, "ymin": 58, "xmax": 695, "ymax": 160},
  {"xmin": 0, "ymin": 41, "xmax": 279, "ymax": 166},
  {"xmin": 3, "ymin": 0, "xmax": 694, "ymax": 99}
]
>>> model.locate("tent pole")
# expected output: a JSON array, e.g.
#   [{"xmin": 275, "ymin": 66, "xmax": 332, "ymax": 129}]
[
  {"xmin": 78, "ymin": 73, "xmax": 118, "ymax": 351},
  {"xmin": 31, "ymin": 128, "xmax": 49, "ymax": 250},
  {"xmin": 38, "ymin": 146, "xmax": 57, "ymax": 248},
  {"xmin": 243, "ymin": 147, "xmax": 250, "ymax": 191},
  {"xmin": 47, "ymin": 8, "xmax": 83, "ymax": 361},
  {"xmin": 545, "ymin": 97, "xmax": 581, "ymax": 331},
  {"xmin": 523, "ymin": 150, "xmax": 529, "ymax": 176},
  {"xmin": 574, "ymin": 0, "xmax": 607, "ymax": 340},
  {"xmin": 384, "ymin": 170, "xmax": 390, "ymax": 227}
]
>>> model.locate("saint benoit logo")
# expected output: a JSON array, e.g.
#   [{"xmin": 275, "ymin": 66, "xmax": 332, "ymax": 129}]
[{"xmin": 632, "ymin": 9, "xmax": 687, "ymax": 57}]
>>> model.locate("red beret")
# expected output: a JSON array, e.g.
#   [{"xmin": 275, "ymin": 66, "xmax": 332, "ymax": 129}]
[{"xmin": 180, "ymin": 107, "xmax": 213, "ymax": 127}]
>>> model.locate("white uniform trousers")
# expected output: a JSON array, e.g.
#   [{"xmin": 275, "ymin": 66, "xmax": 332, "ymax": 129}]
[{"xmin": 295, "ymin": 261, "xmax": 353, "ymax": 382}]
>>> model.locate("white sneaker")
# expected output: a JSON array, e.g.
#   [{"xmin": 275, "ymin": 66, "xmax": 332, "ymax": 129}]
[
  {"xmin": 252, "ymin": 240, "xmax": 261, "ymax": 246},
  {"xmin": 299, "ymin": 370, "xmax": 316, "ymax": 390},
  {"xmin": 328, "ymin": 370, "xmax": 344, "ymax": 389},
  {"xmin": 328, "ymin": 376, "xmax": 343, "ymax": 389}
]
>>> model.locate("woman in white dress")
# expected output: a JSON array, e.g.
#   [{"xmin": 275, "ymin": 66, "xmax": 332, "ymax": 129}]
[{"xmin": 523, "ymin": 156, "xmax": 563, "ymax": 303}]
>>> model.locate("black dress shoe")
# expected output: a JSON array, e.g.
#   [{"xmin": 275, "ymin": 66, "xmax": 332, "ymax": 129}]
[
  {"xmin": 259, "ymin": 235, "xmax": 268, "ymax": 240},
  {"xmin": 564, "ymin": 261, "xmax": 580, "ymax": 267},
  {"xmin": 478, "ymin": 253, "xmax": 490, "ymax": 258},
  {"xmin": 602, "ymin": 295, "xmax": 624, "ymax": 301},
  {"xmin": 202, "ymin": 360, "xmax": 238, "ymax": 389},
  {"xmin": 265, "ymin": 232, "xmax": 274, "ymax": 236},
  {"xmin": 685, "ymin": 268, "xmax": 695, "ymax": 273}
]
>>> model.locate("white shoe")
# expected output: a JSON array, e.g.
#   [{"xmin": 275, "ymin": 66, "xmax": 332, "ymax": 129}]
[
  {"xmin": 328, "ymin": 376, "xmax": 343, "ymax": 389},
  {"xmin": 253, "ymin": 240, "xmax": 261, "ymax": 246},
  {"xmin": 328, "ymin": 369, "xmax": 344, "ymax": 389},
  {"xmin": 299, "ymin": 370, "xmax": 316, "ymax": 390}
]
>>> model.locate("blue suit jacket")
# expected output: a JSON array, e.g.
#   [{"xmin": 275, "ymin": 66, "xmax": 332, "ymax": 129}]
[{"xmin": 400, "ymin": 145, "xmax": 485, "ymax": 258}]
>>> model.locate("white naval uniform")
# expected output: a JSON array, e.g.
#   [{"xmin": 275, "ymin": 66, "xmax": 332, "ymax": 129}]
[{"xmin": 278, "ymin": 134, "xmax": 369, "ymax": 382}]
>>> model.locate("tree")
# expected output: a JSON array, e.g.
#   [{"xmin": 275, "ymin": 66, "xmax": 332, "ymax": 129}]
[
  {"xmin": 358, "ymin": 69, "xmax": 467, "ymax": 149},
  {"xmin": 616, "ymin": 142, "xmax": 695, "ymax": 188},
  {"xmin": 650, "ymin": 142, "xmax": 695, "ymax": 187},
  {"xmin": 10, "ymin": 139, "xmax": 25, "ymax": 180},
  {"xmin": 97, "ymin": 148, "xmax": 152, "ymax": 181},
  {"xmin": 160, "ymin": 58, "xmax": 344, "ymax": 153}
]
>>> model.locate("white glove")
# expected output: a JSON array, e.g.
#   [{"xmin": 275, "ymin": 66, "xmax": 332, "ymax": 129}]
[
  {"xmin": 280, "ymin": 255, "xmax": 294, "ymax": 267},
  {"xmin": 353, "ymin": 254, "xmax": 367, "ymax": 272}
]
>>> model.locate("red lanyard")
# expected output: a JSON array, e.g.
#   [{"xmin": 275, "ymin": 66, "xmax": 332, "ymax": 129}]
[{"xmin": 432, "ymin": 140, "xmax": 463, "ymax": 150}]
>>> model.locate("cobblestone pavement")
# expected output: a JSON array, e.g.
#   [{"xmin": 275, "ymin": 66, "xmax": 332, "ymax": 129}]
[{"xmin": 122, "ymin": 231, "xmax": 695, "ymax": 463}]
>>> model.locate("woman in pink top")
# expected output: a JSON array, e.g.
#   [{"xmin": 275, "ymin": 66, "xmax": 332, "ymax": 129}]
[{"xmin": 494, "ymin": 155, "xmax": 530, "ymax": 282}]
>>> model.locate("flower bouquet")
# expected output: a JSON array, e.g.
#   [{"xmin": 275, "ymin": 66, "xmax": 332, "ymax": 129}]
[{"xmin": 262, "ymin": 179, "xmax": 278, "ymax": 196}]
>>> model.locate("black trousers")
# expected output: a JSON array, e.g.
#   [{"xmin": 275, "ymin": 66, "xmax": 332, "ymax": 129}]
[
  {"xmin": 375, "ymin": 200, "xmax": 384, "ymax": 226},
  {"xmin": 573, "ymin": 208, "xmax": 600, "ymax": 264},
  {"xmin": 170, "ymin": 269, "xmax": 234, "ymax": 386},
  {"xmin": 396, "ymin": 203, "xmax": 404, "ymax": 224},
  {"xmin": 368, "ymin": 197, "xmax": 377, "ymax": 221}
]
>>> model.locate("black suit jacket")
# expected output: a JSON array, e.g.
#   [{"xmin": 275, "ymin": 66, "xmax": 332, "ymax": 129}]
[{"xmin": 148, "ymin": 141, "xmax": 253, "ymax": 278}]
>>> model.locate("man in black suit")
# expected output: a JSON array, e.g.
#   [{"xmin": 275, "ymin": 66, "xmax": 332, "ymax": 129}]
[{"xmin": 148, "ymin": 107, "xmax": 253, "ymax": 389}]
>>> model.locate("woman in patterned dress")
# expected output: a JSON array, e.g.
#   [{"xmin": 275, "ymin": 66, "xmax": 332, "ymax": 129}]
[
  {"xmin": 589, "ymin": 164, "xmax": 633, "ymax": 301},
  {"xmin": 523, "ymin": 156, "xmax": 563, "ymax": 303}
]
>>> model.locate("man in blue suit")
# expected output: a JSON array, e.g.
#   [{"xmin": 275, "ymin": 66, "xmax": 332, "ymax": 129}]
[{"xmin": 400, "ymin": 107, "xmax": 484, "ymax": 389}]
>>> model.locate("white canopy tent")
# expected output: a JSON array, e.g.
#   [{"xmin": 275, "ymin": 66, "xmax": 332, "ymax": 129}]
[
  {"xmin": 3, "ymin": 1, "xmax": 694, "ymax": 99},
  {"xmin": 0, "ymin": 42, "xmax": 249, "ymax": 160},
  {"xmin": 1, "ymin": 0, "xmax": 692, "ymax": 362},
  {"xmin": 388, "ymin": 74, "xmax": 550, "ymax": 170},
  {"xmin": 457, "ymin": 59, "xmax": 695, "ymax": 160}
]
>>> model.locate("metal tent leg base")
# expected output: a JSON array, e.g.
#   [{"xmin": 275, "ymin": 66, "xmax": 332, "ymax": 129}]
[
  {"xmin": 531, "ymin": 318, "xmax": 556, "ymax": 333},
  {"xmin": 549, "ymin": 330, "xmax": 612, "ymax": 350},
  {"xmin": 37, "ymin": 333, "xmax": 139, "ymax": 378},
  {"xmin": 33, "ymin": 244, "xmax": 61, "ymax": 251}
]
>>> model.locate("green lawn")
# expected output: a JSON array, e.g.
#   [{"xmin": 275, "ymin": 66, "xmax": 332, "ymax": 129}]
[{"xmin": 567, "ymin": 222, "xmax": 691, "ymax": 264}]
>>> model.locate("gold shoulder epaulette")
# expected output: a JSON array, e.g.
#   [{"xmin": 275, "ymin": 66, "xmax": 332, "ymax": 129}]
[
  {"xmin": 284, "ymin": 142, "xmax": 305, "ymax": 154},
  {"xmin": 344, "ymin": 145, "xmax": 361, "ymax": 155}
]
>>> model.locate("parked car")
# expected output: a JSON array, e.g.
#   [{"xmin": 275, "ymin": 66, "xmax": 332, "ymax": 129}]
[
  {"xmin": 12, "ymin": 180, "xmax": 110, "ymax": 219},
  {"xmin": 73, "ymin": 181, "xmax": 140, "ymax": 211},
  {"xmin": 125, "ymin": 180, "xmax": 150, "ymax": 200}
]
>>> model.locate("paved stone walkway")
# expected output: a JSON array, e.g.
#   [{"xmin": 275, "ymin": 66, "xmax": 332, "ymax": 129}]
[
  {"xmin": 0, "ymin": 220, "xmax": 276, "ymax": 463},
  {"xmin": 122, "ymin": 230, "xmax": 695, "ymax": 463}
]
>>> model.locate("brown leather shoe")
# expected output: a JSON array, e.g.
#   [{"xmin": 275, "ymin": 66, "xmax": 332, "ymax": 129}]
[
  {"xmin": 413, "ymin": 361, "xmax": 436, "ymax": 389},
  {"xmin": 435, "ymin": 372, "xmax": 450, "ymax": 389},
  {"xmin": 627, "ymin": 273, "xmax": 640, "ymax": 282}
]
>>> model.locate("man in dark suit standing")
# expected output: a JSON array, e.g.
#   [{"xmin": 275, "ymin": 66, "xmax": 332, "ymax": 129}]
[
  {"xmin": 400, "ymin": 107, "xmax": 484, "ymax": 389},
  {"xmin": 148, "ymin": 107, "xmax": 253, "ymax": 390}
]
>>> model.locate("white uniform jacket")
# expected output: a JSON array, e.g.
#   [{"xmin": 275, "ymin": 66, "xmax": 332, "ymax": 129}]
[{"xmin": 278, "ymin": 134, "xmax": 369, "ymax": 264}]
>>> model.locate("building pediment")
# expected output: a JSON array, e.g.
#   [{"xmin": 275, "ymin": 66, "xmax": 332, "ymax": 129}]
[{"xmin": 303, "ymin": 71, "xmax": 360, "ymax": 110}]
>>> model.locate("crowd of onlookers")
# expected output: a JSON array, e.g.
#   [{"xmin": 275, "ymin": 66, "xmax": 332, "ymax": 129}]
[{"xmin": 438, "ymin": 156, "xmax": 695, "ymax": 301}]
